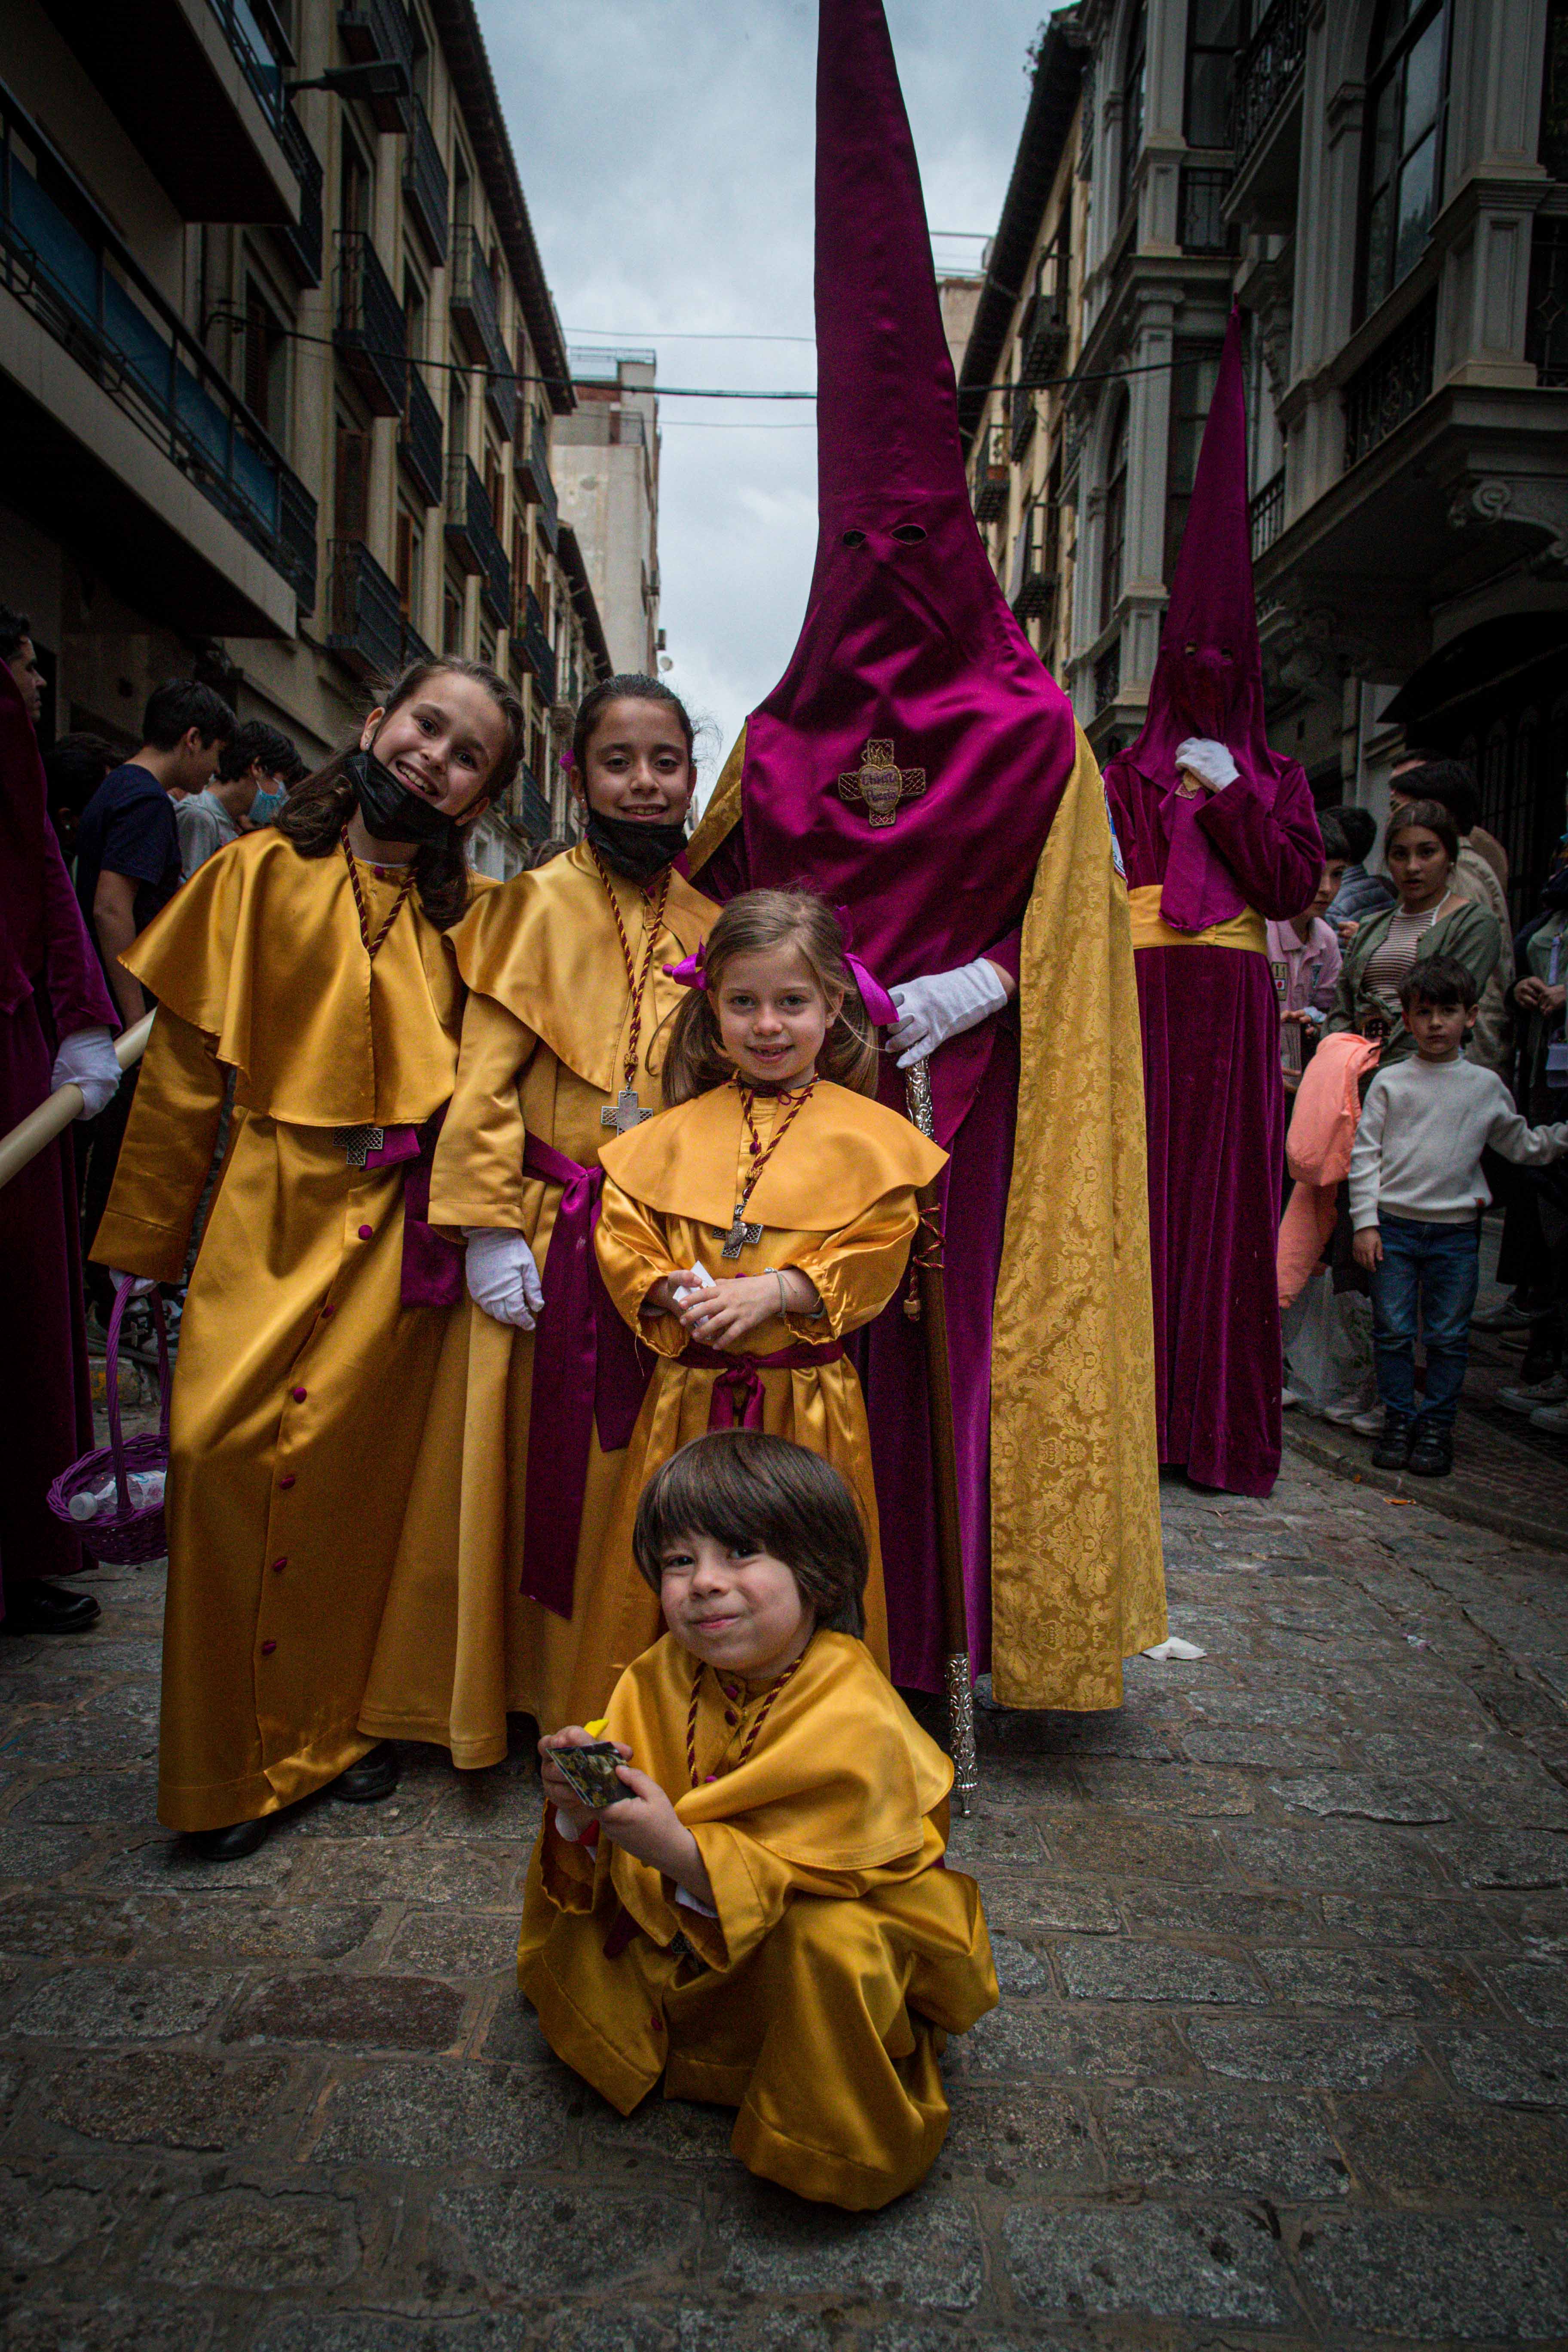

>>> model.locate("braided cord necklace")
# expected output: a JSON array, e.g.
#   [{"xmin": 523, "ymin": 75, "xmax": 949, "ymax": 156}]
[
  {"xmin": 589, "ymin": 845, "xmax": 672, "ymax": 1132},
  {"xmin": 684, "ymin": 1653, "xmax": 806, "ymax": 1787},
  {"xmin": 340, "ymin": 828, "xmax": 418, "ymax": 962},
  {"xmin": 713, "ymin": 1076, "xmax": 817, "ymax": 1259}
]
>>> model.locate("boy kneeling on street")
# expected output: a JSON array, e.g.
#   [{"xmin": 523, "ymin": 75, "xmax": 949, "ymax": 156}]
[
  {"xmin": 1350, "ymin": 955, "xmax": 1568, "ymax": 1477},
  {"xmin": 518, "ymin": 1430, "xmax": 997, "ymax": 2210}
]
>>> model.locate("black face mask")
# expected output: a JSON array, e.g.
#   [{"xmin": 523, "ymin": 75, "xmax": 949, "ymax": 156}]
[
  {"xmin": 584, "ymin": 806, "xmax": 689, "ymax": 883},
  {"xmin": 345, "ymin": 746, "xmax": 458, "ymax": 848}
]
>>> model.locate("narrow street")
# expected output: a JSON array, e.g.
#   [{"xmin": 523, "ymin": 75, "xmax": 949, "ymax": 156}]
[{"xmin": 2, "ymin": 1455, "xmax": 1566, "ymax": 2347}]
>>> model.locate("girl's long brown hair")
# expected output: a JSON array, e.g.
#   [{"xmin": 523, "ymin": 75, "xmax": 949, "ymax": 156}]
[
  {"xmin": 661, "ymin": 890, "xmax": 879, "ymax": 1104},
  {"xmin": 275, "ymin": 658, "xmax": 524, "ymax": 928}
]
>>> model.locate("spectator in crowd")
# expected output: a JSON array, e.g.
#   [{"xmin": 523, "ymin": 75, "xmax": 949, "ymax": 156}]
[
  {"xmin": 1393, "ymin": 744, "xmax": 1508, "ymax": 894},
  {"xmin": 1268, "ymin": 810, "xmax": 1347, "ymax": 1092},
  {"xmin": 177, "ymin": 717, "xmax": 302, "ymax": 878},
  {"xmin": 72, "ymin": 680, "xmax": 233, "ymax": 1309},
  {"xmin": 1488, "ymin": 847, "xmax": 1568, "ymax": 1415},
  {"xmin": 1387, "ymin": 758, "xmax": 1514, "ymax": 1074},
  {"xmin": 1324, "ymin": 801, "xmax": 1503, "ymax": 1069},
  {"xmin": 528, "ymin": 834, "xmax": 571, "ymax": 867},
  {"xmin": 42, "ymin": 734, "xmax": 116, "ymax": 864},
  {"xmin": 0, "ymin": 606, "xmax": 44, "ymax": 727},
  {"xmin": 1350, "ymin": 955, "xmax": 1568, "ymax": 1477},
  {"xmin": 1323, "ymin": 803, "xmax": 1394, "ymax": 935},
  {"xmin": 0, "ymin": 649, "xmax": 122, "ymax": 1634}
]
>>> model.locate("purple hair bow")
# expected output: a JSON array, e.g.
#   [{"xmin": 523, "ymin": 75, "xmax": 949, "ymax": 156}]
[{"xmin": 662, "ymin": 927, "xmax": 897, "ymax": 1026}]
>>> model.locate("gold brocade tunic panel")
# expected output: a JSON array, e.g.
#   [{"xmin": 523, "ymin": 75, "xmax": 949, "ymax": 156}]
[
  {"xmin": 358, "ymin": 849, "xmax": 717, "ymax": 1761},
  {"xmin": 518, "ymin": 1632, "xmax": 998, "ymax": 2211},
  {"xmin": 90, "ymin": 843, "xmax": 479, "ymax": 1831}
]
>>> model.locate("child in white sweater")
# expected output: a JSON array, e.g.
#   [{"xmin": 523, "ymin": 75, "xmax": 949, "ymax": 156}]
[{"xmin": 1349, "ymin": 956, "xmax": 1568, "ymax": 1478}]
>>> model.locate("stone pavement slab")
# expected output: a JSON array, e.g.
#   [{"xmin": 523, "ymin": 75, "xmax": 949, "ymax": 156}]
[{"xmin": 4, "ymin": 1457, "xmax": 1568, "ymax": 2344}]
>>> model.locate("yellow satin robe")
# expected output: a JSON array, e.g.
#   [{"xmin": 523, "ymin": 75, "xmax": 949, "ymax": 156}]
[
  {"xmin": 589, "ymin": 1081, "xmax": 949, "ymax": 1688},
  {"xmin": 90, "ymin": 830, "xmax": 485, "ymax": 1832},
  {"xmin": 357, "ymin": 845, "xmax": 716, "ymax": 1762},
  {"xmin": 519, "ymin": 1630, "xmax": 997, "ymax": 2210}
]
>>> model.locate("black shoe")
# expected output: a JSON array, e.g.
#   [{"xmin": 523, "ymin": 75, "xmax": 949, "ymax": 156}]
[
  {"xmin": 1370, "ymin": 1411, "xmax": 1414, "ymax": 1470},
  {"xmin": 189, "ymin": 1818, "xmax": 270, "ymax": 1861},
  {"xmin": 331, "ymin": 1743, "xmax": 399, "ymax": 1804},
  {"xmin": 2, "ymin": 1581, "xmax": 102, "ymax": 1636},
  {"xmin": 1407, "ymin": 1423, "xmax": 1454, "ymax": 1478}
]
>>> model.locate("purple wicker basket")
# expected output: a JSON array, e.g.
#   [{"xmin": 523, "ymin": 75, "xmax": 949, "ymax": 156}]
[{"xmin": 47, "ymin": 1283, "xmax": 172, "ymax": 1567}]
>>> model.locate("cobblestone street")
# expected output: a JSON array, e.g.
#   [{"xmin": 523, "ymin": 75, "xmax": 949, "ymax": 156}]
[{"xmin": 2, "ymin": 1455, "xmax": 1568, "ymax": 2349}]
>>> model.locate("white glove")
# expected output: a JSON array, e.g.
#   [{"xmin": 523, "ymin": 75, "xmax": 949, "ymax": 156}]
[
  {"xmin": 464, "ymin": 1226, "xmax": 545, "ymax": 1330},
  {"xmin": 50, "ymin": 1026, "xmax": 122, "ymax": 1120},
  {"xmin": 1173, "ymin": 737, "xmax": 1240, "ymax": 793},
  {"xmin": 110, "ymin": 1269, "xmax": 156, "ymax": 1298},
  {"xmin": 887, "ymin": 959, "xmax": 1010, "ymax": 1069}
]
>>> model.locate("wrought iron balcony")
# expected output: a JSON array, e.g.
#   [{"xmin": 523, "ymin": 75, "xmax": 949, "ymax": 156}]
[
  {"xmin": 1019, "ymin": 290, "xmax": 1069, "ymax": 388},
  {"xmin": 402, "ymin": 97, "xmax": 447, "ymax": 267},
  {"xmin": 515, "ymin": 585, "xmax": 557, "ymax": 704},
  {"xmin": 514, "ymin": 405, "xmax": 560, "ymax": 550},
  {"xmin": 1011, "ymin": 510, "xmax": 1057, "ymax": 622},
  {"xmin": 509, "ymin": 757, "xmax": 552, "ymax": 841},
  {"xmin": 204, "ymin": 0, "xmax": 287, "ymax": 140},
  {"xmin": 1009, "ymin": 383, "xmax": 1036, "ymax": 465},
  {"xmin": 335, "ymin": 230, "xmax": 406, "ymax": 419},
  {"xmin": 1179, "ymin": 168, "xmax": 1236, "ymax": 257},
  {"xmin": 398, "ymin": 364, "xmax": 443, "ymax": 507},
  {"xmin": 276, "ymin": 106, "xmax": 323, "ymax": 288},
  {"xmin": 327, "ymin": 539, "xmax": 403, "ymax": 680},
  {"xmin": 1343, "ymin": 293, "xmax": 1436, "ymax": 469},
  {"xmin": 1093, "ymin": 640, "xmax": 1122, "ymax": 714},
  {"xmin": 972, "ymin": 424, "xmax": 1009, "ymax": 521},
  {"xmin": 1526, "ymin": 218, "xmax": 1568, "ymax": 389},
  {"xmin": 450, "ymin": 226, "xmax": 506, "ymax": 374},
  {"xmin": 1231, "ymin": 0, "xmax": 1307, "ymax": 173},
  {"xmin": 0, "ymin": 81, "xmax": 316, "ymax": 612},
  {"xmin": 336, "ymin": 0, "xmax": 412, "ymax": 129},
  {"xmin": 445, "ymin": 454, "xmax": 509, "ymax": 625},
  {"xmin": 1250, "ymin": 466, "xmax": 1285, "ymax": 559}
]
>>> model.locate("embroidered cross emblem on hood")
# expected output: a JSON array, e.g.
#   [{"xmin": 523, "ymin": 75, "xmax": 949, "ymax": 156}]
[{"xmin": 838, "ymin": 739, "xmax": 927, "ymax": 829}]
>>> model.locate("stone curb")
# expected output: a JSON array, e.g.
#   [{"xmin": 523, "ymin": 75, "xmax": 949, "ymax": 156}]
[{"xmin": 1281, "ymin": 1418, "xmax": 1568, "ymax": 1556}]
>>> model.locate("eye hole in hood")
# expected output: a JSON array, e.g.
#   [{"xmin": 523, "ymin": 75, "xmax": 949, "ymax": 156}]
[
  {"xmin": 841, "ymin": 529, "xmax": 867, "ymax": 548},
  {"xmin": 891, "ymin": 523, "xmax": 927, "ymax": 545}
]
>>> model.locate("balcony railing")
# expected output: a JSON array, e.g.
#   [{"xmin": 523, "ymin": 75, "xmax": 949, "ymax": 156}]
[
  {"xmin": 204, "ymin": 0, "xmax": 287, "ymax": 141},
  {"xmin": 402, "ymin": 98, "xmax": 447, "ymax": 267},
  {"xmin": 336, "ymin": 0, "xmax": 412, "ymax": 129},
  {"xmin": 398, "ymin": 364, "xmax": 443, "ymax": 506},
  {"xmin": 0, "ymin": 82, "xmax": 316, "ymax": 611},
  {"xmin": 450, "ymin": 226, "xmax": 506, "ymax": 374},
  {"xmin": 1250, "ymin": 467, "xmax": 1285, "ymax": 559},
  {"xmin": 1179, "ymin": 168, "xmax": 1236, "ymax": 256},
  {"xmin": 445, "ymin": 454, "xmax": 509, "ymax": 625},
  {"xmin": 972, "ymin": 424, "xmax": 1009, "ymax": 521},
  {"xmin": 1019, "ymin": 285, "xmax": 1069, "ymax": 388},
  {"xmin": 1526, "ymin": 218, "xmax": 1568, "ymax": 390},
  {"xmin": 510, "ymin": 757, "xmax": 552, "ymax": 841},
  {"xmin": 515, "ymin": 585, "xmax": 557, "ymax": 704},
  {"xmin": 1231, "ymin": 0, "xmax": 1308, "ymax": 172},
  {"xmin": 1343, "ymin": 292, "xmax": 1436, "ymax": 469},
  {"xmin": 327, "ymin": 539, "xmax": 403, "ymax": 680},
  {"xmin": 1011, "ymin": 512, "xmax": 1057, "ymax": 621},
  {"xmin": 514, "ymin": 404, "xmax": 560, "ymax": 549},
  {"xmin": 334, "ymin": 229, "xmax": 407, "ymax": 418},
  {"xmin": 276, "ymin": 107, "xmax": 323, "ymax": 288},
  {"xmin": 1009, "ymin": 383, "xmax": 1036, "ymax": 464},
  {"xmin": 1094, "ymin": 640, "xmax": 1122, "ymax": 714}
]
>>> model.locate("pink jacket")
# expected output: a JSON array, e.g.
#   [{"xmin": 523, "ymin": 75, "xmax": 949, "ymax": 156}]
[{"xmin": 1277, "ymin": 1031, "xmax": 1381, "ymax": 1305}]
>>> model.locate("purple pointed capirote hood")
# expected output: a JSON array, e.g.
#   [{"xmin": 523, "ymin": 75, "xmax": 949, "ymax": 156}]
[{"xmin": 734, "ymin": 0, "xmax": 1079, "ymax": 1118}]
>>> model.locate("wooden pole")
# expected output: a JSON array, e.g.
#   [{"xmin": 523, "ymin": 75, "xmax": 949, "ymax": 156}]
[
  {"xmin": 902, "ymin": 1056, "xmax": 978, "ymax": 1813},
  {"xmin": 0, "ymin": 1013, "xmax": 153, "ymax": 1193}
]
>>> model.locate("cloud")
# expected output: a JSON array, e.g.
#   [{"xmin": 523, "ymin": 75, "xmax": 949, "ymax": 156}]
[{"xmin": 486, "ymin": 0, "xmax": 1047, "ymax": 761}]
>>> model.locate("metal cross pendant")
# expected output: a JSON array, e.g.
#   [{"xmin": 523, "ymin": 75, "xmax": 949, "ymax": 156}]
[
  {"xmin": 600, "ymin": 1085, "xmax": 652, "ymax": 1137},
  {"xmin": 713, "ymin": 1208, "xmax": 764, "ymax": 1261},
  {"xmin": 838, "ymin": 737, "xmax": 928, "ymax": 829}
]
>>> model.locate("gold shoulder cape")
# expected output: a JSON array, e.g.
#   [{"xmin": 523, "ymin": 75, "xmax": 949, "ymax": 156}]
[
  {"xmin": 597, "ymin": 1078, "xmax": 946, "ymax": 1234},
  {"xmin": 119, "ymin": 829, "xmax": 475, "ymax": 1128},
  {"xmin": 688, "ymin": 725, "xmax": 1166, "ymax": 1709},
  {"xmin": 447, "ymin": 842, "xmax": 715, "ymax": 1093},
  {"xmin": 605, "ymin": 1631, "xmax": 950, "ymax": 1871}
]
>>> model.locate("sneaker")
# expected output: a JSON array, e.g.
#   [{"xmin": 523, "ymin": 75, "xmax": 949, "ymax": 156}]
[
  {"xmin": 1408, "ymin": 1422, "xmax": 1455, "ymax": 1476},
  {"xmin": 1529, "ymin": 1403, "xmax": 1568, "ymax": 1435},
  {"xmin": 1348, "ymin": 1406, "xmax": 1386, "ymax": 1436},
  {"xmin": 1471, "ymin": 1295, "xmax": 1555, "ymax": 1331},
  {"xmin": 1498, "ymin": 1373, "xmax": 1568, "ymax": 1416},
  {"xmin": 1371, "ymin": 1410, "xmax": 1414, "ymax": 1470},
  {"xmin": 1281, "ymin": 1387, "xmax": 1303, "ymax": 1410}
]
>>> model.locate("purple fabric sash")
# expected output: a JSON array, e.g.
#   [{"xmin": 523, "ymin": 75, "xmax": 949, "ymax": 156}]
[
  {"xmin": 681, "ymin": 1338, "xmax": 845, "ymax": 1430},
  {"xmin": 372, "ymin": 1115, "xmax": 465, "ymax": 1310},
  {"xmin": 520, "ymin": 1131, "xmax": 651, "ymax": 1616}
]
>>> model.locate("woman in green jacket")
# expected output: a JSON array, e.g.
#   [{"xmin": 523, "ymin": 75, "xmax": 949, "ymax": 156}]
[{"xmin": 1325, "ymin": 799, "xmax": 1502, "ymax": 1069}]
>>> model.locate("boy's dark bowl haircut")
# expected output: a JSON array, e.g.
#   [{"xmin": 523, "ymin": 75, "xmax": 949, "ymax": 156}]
[
  {"xmin": 1398, "ymin": 951, "xmax": 1479, "ymax": 1013},
  {"xmin": 632, "ymin": 1431, "xmax": 868, "ymax": 1638}
]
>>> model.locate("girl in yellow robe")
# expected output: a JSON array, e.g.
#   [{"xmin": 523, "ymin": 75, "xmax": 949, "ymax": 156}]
[
  {"xmin": 90, "ymin": 659, "xmax": 524, "ymax": 1857},
  {"xmin": 357, "ymin": 678, "xmax": 715, "ymax": 1760},
  {"xmin": 589, "ymin": 891, "xmax": 946, "ymax": 1686},
  {"xmin": 521, "ymin": 1430, "xmax": 997, "ymax": 2210}
]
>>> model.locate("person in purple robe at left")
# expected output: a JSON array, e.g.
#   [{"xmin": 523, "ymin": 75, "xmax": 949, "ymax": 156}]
[
  {"xmin": 0, "ymin": 633, "xmax": 123, "ymax": 1633},
  {"xmin": 1101, "ymin": 313, "xmax": 1323, "ymax": 1500}
]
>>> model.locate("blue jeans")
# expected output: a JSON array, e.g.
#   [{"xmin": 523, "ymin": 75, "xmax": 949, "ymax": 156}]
[{"xmin": 1370, "ymin": 1214, "xmax": 1480, "ymax": 1430}]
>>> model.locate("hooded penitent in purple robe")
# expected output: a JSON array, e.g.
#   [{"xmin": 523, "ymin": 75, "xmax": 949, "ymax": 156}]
[
  {"xmin": 0, "ymin": 664, "xmax": 120, "ymax": 1596},
  {"xmin": 1102, "ymin": 312, "xmax": 1323, "ymax": 1499},
  {"xmin": 686, "ymin": 0, "xmax": 1166, "ymax": 1709}
]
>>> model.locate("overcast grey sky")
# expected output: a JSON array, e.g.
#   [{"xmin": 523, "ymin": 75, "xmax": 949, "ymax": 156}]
[{"xmin": 487, "ymin": 1, "xmax": 1049, "ymax": 794}]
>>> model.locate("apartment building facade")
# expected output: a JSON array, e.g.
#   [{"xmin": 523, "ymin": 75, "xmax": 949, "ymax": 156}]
[
  {"xmin": 552, "ymin": 350, "xmax": 662, "ymax": 678},
  {"xmin": 964, "ymin": 0, "xmax": 1568, "ymax": 914},
  {"xmin": 1, "ymin": 0, "xmax": 613, "ymax": 876}
]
